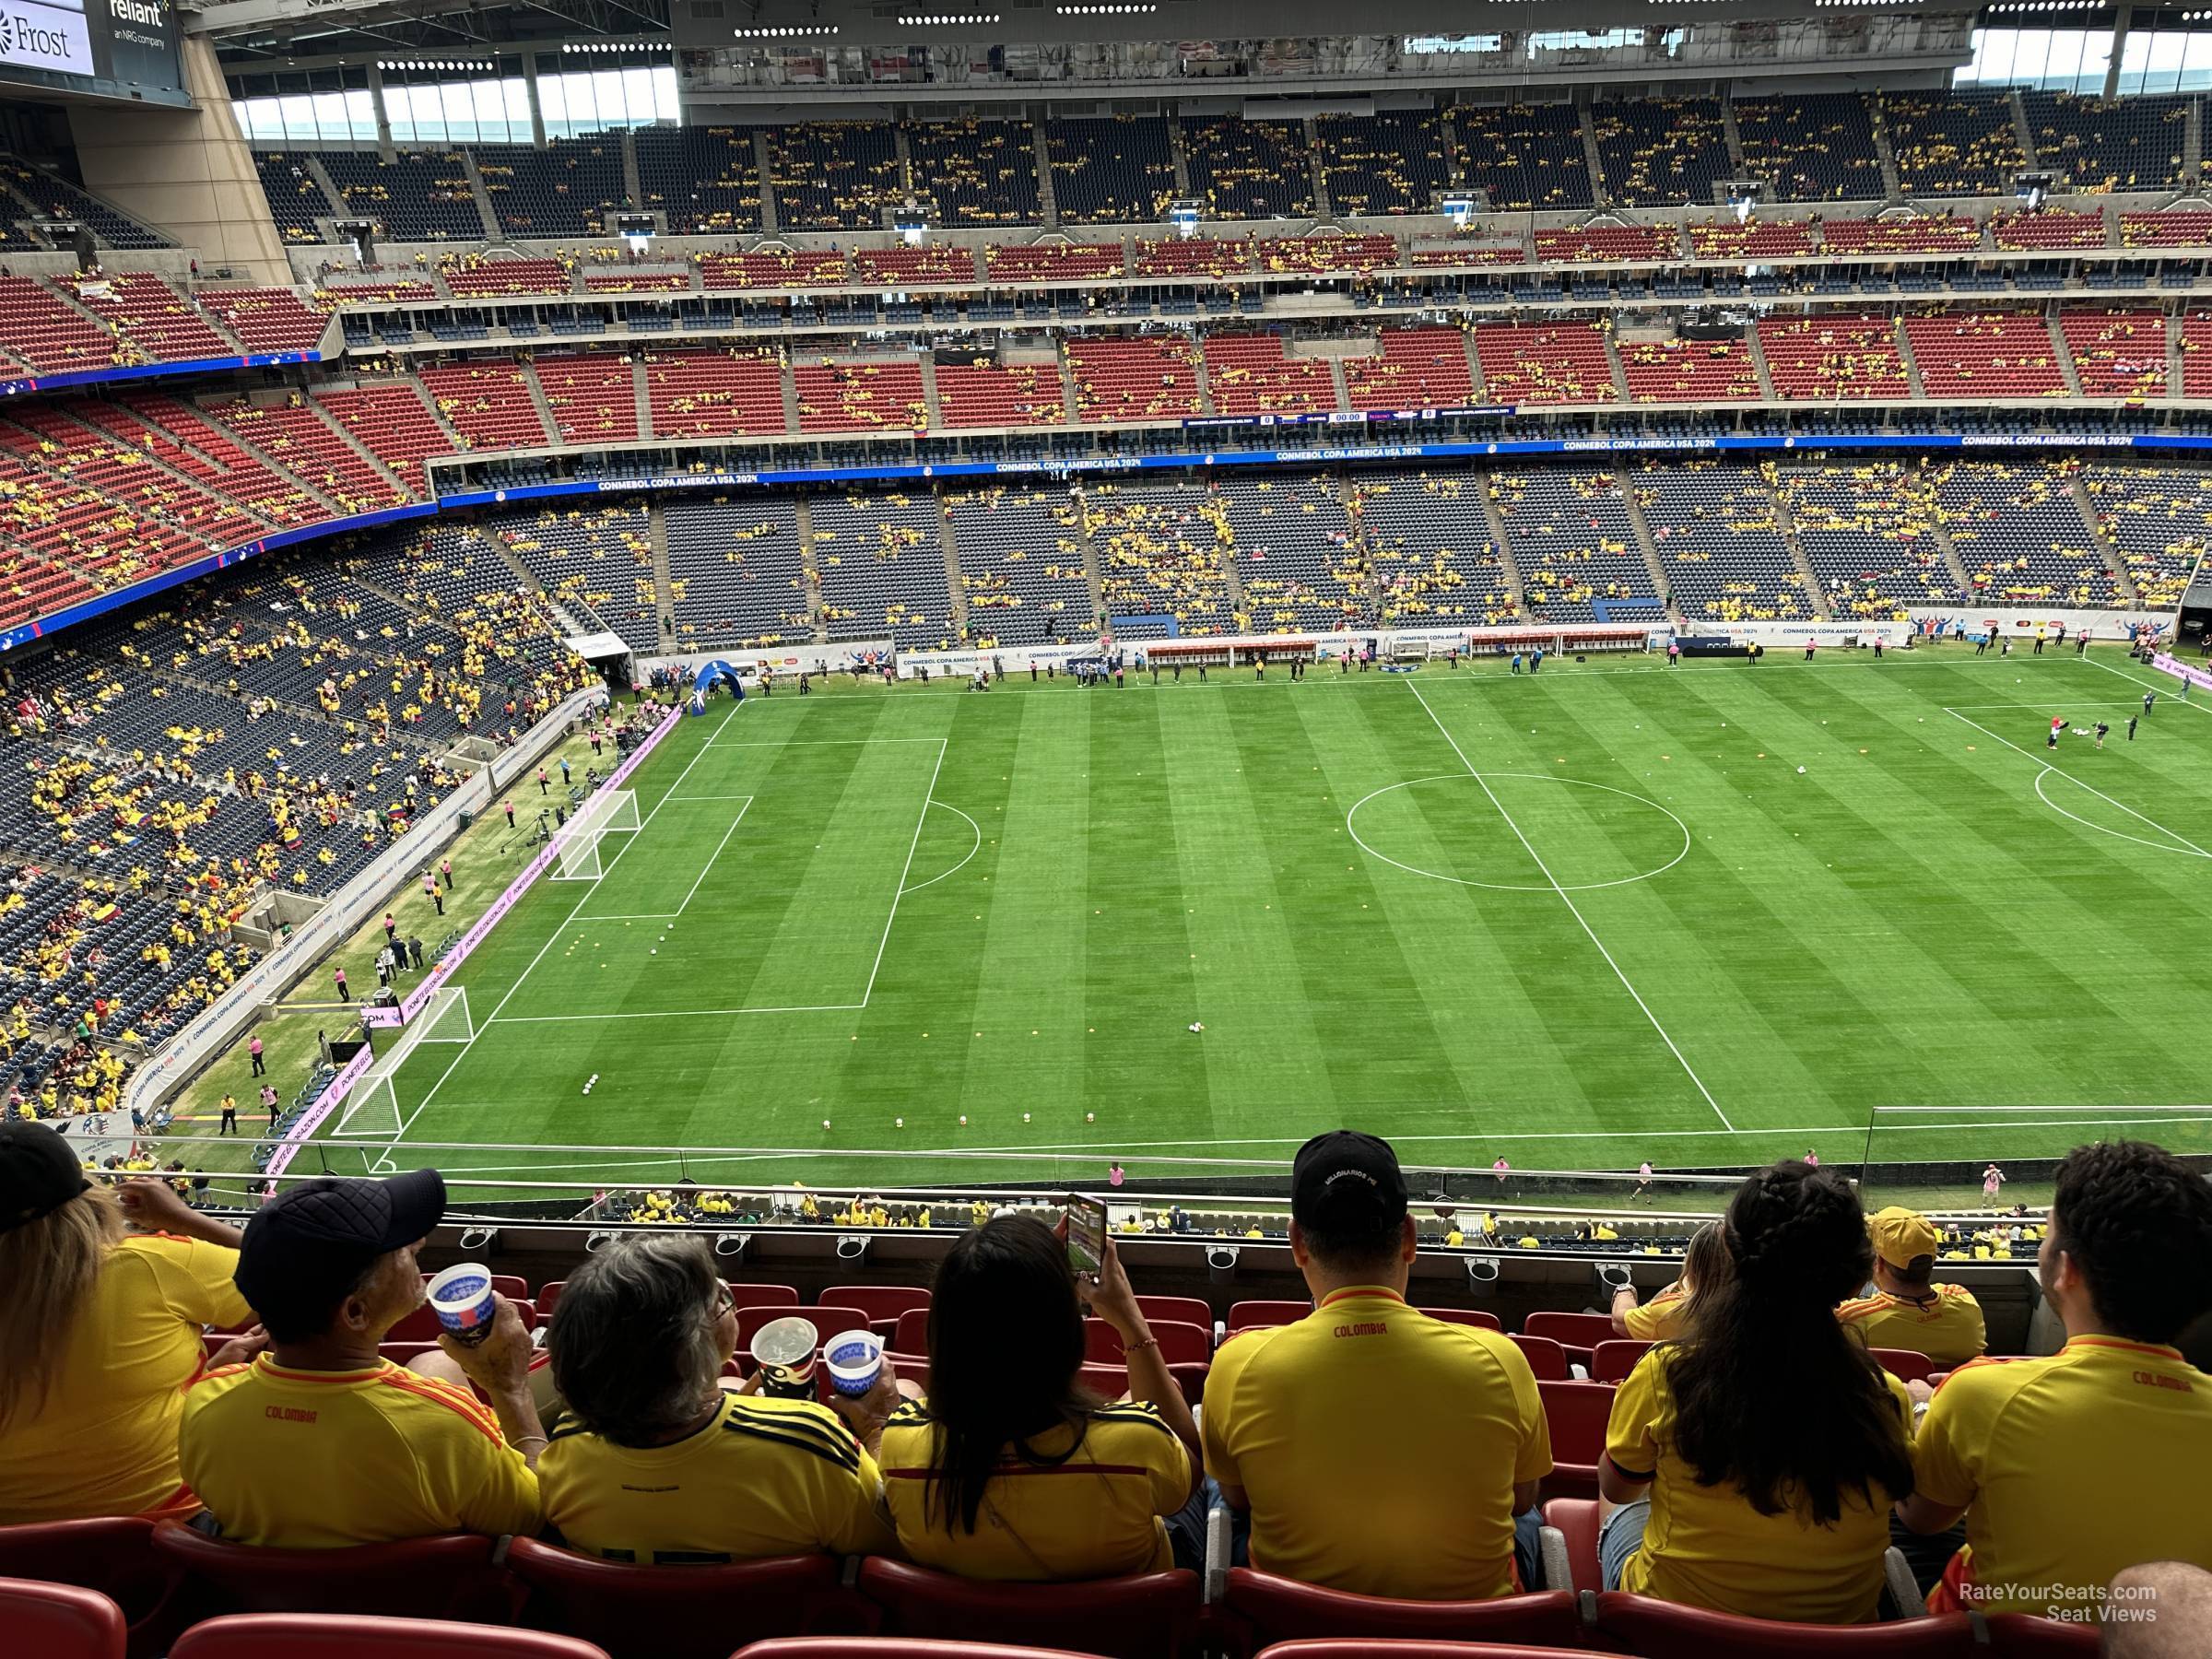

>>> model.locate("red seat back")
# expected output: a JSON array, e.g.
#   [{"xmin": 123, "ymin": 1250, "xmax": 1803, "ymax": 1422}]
[
  {"xmin": 1535, "ymin": 1379, "xmax": 1613, "ymax": 1476},
  {"xmin": 1415, "ymin": 1308, "xmax": 1503, "ymax": 1331},
  {"xmin": 892, "ymin": 1307, "xmax": 934, "ymax": 1354},
  {"xmin": 733, "ymin": 1642, "xmax": 1109, "ymax": 1659},
  {"xmin": 1227, "ymin": 1301, "xmax": 1310, "ymax": 1334},
  {"xmin": 729, "ymin": 1283, "xmax": 805, "ymax": 1310},
  {"xmin": 1521, "ymin": 1312, "xmax": 1615, "ymax": 1362},
  {"xmin": 1221, "ymin": 1571, "xmax": 1584, "ymax": 1652},
  {"xmin": 149, "ymin": 1522, "xmax": 512, "ymax": 1623},
  {"xmin": 1084, "ymin": 1319, "xmax": 1211, "ymax": 1366},
  {"xmin": 1980, "ymin": 1614, "xmax": 2102, "ymax": 1655},
  {"xmin": 1539, "ymin": 1499, "xmax": 1602, "ymax": 1596},
  {"xmin": 1871, "ymin": 1347, "xmax": 1937, "ymax": 1383},
  {"xmin": 1591, "ymin": 1594, "xmax": 1976, "ymax": 1656},
  {"xmin": 169, "ymin": 1613, "xmax": 609, "ymax": 1657},
  {"xmin": 1590, "ymin": 1339, "xmax": 1652, "ymax": 1384},
  {"xmin": 0, "ymin": 1516, "xmax": 179, "ymax": 1653},
  {"xmin": 820, "ymin": 1286, "xmax": 933, "ymax": 1326},
  {"xmin": 536, "ymin": 1281, "xmax": 567, "ymax": 1312},
  {"xmin": 1134, "ymin": 1296, "xmax": 1213, "ymax": 1328},
  {"xmin": 504, "ymin": 1537, "xmax": 845, "ymax": 1659},
  {"xmin": 857, "ymin": 1557, "xmax": 1200, "ymax": 1659},
  {"xmin": 0, "ymin": 1577, "xmax": 125, "ymax": 1659},
  {"xmin": 1506, "ymin": 1334, "xmax": 1569, "ymax": 1382}
]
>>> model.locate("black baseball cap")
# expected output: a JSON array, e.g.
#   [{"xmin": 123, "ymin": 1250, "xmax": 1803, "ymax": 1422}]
[
  {"xmin": 1292, "ymin": 1130, "xmax": 1408, "ymax": 1230},
  {"xmin": 0, "ymin": 1120, "xmax": 90, "ymax": 1234},
  {"xmin": 235, "ymin": 1171, "xmax": 447, "ymax": 1332}
]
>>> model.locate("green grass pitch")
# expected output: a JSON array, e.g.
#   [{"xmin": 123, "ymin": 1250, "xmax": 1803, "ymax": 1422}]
[{"xmin": 319, "ymin": 646, "xmax": 2212, "ymax": 1199}]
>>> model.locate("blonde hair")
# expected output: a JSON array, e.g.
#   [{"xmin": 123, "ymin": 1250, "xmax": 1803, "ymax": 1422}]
[{"xmin": 0, "ymin": 1184, "xmax": 124, "ymax": 1430}]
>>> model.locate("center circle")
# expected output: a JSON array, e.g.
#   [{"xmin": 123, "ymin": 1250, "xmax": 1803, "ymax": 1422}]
[{"xmin": 1347, "ymin": 773, "xmax": 1691, "ymax": 893}]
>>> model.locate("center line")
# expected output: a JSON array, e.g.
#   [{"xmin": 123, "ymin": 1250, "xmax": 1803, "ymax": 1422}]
[{"xmin": 1406, "ymin": 680, "xmax": 1735, "ymax": 1132}]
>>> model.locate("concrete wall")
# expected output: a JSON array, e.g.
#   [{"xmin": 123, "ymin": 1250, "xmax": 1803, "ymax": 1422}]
[{"xmin": 69, "ymin": 35, "xmax": 290, "ymax": 283}]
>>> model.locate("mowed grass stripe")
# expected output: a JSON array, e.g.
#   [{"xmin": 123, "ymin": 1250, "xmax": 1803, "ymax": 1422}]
[{"xmin": 1155, "ymin": 685, "xmax": 1335, "ymax": 1127}]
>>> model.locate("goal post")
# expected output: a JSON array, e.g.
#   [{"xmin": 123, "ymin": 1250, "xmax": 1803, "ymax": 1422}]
[
  {"xmin": 553, "ymin": 787, "xmax": 642, "ymax": 881},
  {"xmin": 1856, "ymin": 1102, "xmax": 2212, "ymax": 1214},
  {"xmin": 331, "ymin": 985, "xmax": 477, "ymax": 1137}
]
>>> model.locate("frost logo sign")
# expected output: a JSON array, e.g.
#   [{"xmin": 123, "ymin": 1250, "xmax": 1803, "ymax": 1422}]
[{"xmin": 0, "ymin": 0, "xmax": 94, "ymax": 75}]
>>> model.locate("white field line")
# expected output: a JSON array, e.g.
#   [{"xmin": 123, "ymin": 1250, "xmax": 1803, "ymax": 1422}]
[
  {"xmin": 1406, "ymin": 680, "xmax": 1735, "ymax": 1132},
  {"xmin": 1944, "ymin": 708, "xmax": 2210, "ymax": 858}
]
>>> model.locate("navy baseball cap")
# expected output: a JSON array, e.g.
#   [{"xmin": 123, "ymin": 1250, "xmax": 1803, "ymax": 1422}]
[
  {"xmin": 236, "ymin": 1171, "xmax": 446, "ymax": 1330},
  {"xmin": 1292, "ymin": 1130, "xmax": 1408, "ymax": 1230},
  {"xmin": 0, "ymin": 1120, "xmax": 89, "ymax": 1234}
]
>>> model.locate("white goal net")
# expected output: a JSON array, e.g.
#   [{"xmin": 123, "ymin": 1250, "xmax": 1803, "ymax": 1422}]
[
  {"xmin": 332, "ymin": 985, "xmax": 477, "ymax": 1137},
  {"xmin": 553, "ymin": 787, "xmax": 642, "ymax": 881}
]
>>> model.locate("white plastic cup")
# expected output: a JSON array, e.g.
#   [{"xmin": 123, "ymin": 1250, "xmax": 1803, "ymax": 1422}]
[
  {"xmin": 426, "ymin": 1263, "xmax": 498, "ymax": 1346},
  {"xmin": 825, "ymin": 1329, "xmax": 885, "ymax": 1397}
]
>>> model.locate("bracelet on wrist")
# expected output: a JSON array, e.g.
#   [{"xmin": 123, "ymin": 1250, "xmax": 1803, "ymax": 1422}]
[{"xmin": 1124, "ymin": 1335, "xmax": 1160, "ymax": 1356}]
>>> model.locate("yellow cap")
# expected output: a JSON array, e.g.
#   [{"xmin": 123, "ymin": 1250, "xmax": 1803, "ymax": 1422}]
[{"xmin": 1868, "ymin": 1206, "xmax": 1941, "ymax": 1269}]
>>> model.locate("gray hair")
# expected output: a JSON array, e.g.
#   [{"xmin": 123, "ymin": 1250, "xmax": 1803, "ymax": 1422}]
[{"xmin": 547, "ymin": 1232, "xmax": 727, "ymax": 1445}]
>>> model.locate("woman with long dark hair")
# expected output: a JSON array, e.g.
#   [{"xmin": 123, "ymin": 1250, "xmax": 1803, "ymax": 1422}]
[
  {"xmin": 1598, "ymin": 1160, "xmax": 1915, "ymax": 1623},
  {"xmin": 877, "ymin": 1212, "xmax": 1204, "ymax": 1580}
]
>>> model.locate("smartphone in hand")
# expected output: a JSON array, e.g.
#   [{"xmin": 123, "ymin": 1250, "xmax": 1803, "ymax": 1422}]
[{"xmin": 1064, "ymin": 1193, "xmax": 1108, "ymax": 1278}]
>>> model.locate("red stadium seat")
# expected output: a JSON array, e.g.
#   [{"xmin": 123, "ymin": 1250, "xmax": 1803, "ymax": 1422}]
[
  {"xmin": 503, "ymin": 1537, "xmax": 851, "ymax": 1659},
  {"xmin": 1521, "ymin": 1313, "xmax": 1614, "ymax": 1367},
  {"xmin": 1870, "ymin": 1348, "xmax": 1938, "ymax": 1383},
  {"xmin": 892, "ymin": 1308, "xmax": 934, "ymax": 1354},
  {"xmin": 1218, "ymin": 1571, "xmax": 1584, "ymax": 1656},
  {"xmin": 0, "ymin": 1516, "xmax": 182, "ymax": 1657},
  {"xmin": 1539, "ymin": 1500, "xmax": 1601, "ymax": 1596},
  {"xmin": 1227, "ymin": 1301, "xmax": 1311, "ymax": 1334},
  {"xmin": 1980, "ymin": 1614, "xmax": 2101, "ymax": 1655},
  {"xmin": 856, "ymin": 1558, "xmax": 1200, "ymax": 1659},
  {"xmin": 1135, "ymin": 1296, "xmax": 1215, "ymax": 1330},
  {"xmin": 149, "ymin": 1522, "xmax": 515, "ymax": 1624},
  {"xmin": 1590, "ymin": 1594, "xmax": 1974, "ymax": 1656},
  {"xmin": 1535, "ymin": 1381, "xmax": 1614, "ymax": 1500},
  {"xmin": 169, "ymin": 1614, "xmax": 609, "ymax": 1657},
  {"xmin": 733, "ymin": 1643, "xmax": 1106, "ymax": 1659},
  {"xmin": 1415, "ymin": 1308, "xmax": 1503, "ymax": 1331},
  {"xmin": 1084, "ymin": 1318, "xmax": 1212, "ymax": 1366},
  {"xmin": 729, "ymin": 1284, "xmax": 806, "ymax": 1310},
  {"xmin": 0, "ymin": 1577, "xmax": 126, "ymax": 1659},
  {"xmin": 536, "ymin": 1281, "xmax": 568, "ymax": 1312},
  {"xmin": 821, "ymin": 1286, "xmax": 933, "ymax": 1336},
  {"xmin": 1590, "ymin": 1340, "xmax": 1652, "ymax": 1383},
  {"xmin": 1506, "ymin": 1335, "xmax": 1570, "ymax": 1382}
]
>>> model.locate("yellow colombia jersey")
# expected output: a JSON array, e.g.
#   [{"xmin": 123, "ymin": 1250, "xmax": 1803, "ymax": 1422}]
[
  {"xmin": 878, "ymin": 1397, "xmax": 1192, "ymax": 1582},
  {"xmin": 1836, "ymin": 1285, "xmax": 1987, "ymax": 1366},
  {"xmin": 1202, "ymin": 1287, "xmax": 1550, "ymax": 1602},
  {"xmin": 1606, "ymin": 1346, "xmax": 1912, "ymax": 1624},
  {"xmin": 538, "ymin": 1392, "xmax": 895, "ymax": 1564},
  {"xmin": 1915, "ymin": 1336, "xmax": 2212, "ymax": 1618},
  {"xmin": 1621, "ymin": 1284, "xmax": 1692, "ymax": 1341},
  {"xmin": 179, "ymin": 1355, "xmax": 540, "ymax": 1547},
  {"xmin": 0, "ymin": 1231, "xmax": 251, "ymax": 1525}
]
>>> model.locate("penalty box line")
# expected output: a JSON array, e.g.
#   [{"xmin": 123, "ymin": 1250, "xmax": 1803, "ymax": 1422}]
[
  {"xmin": 1943, "ymin": 708, "xmax": 2211, "ymax": 858},
  {"xmin": 488, "ymin": 736, "xmax": 949, "ymax": 1027},
  {"xmin": 1406, "ymin": 679, "xmax": 1736, "ymax": 1134},
  {"xmin": 371, "ymin": 702, "xmax": 748, "ymax": 1164}
]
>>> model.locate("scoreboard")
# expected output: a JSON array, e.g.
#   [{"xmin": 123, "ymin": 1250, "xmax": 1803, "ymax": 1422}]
[{"xmin": 0, "ymin": 0, "xmax": 186, "ymax": 107}]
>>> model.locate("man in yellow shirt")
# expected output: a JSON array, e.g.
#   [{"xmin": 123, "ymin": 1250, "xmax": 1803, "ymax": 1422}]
[
  {"xmin": 1899, "ymin": 1142, "xmax": 2212, "ymax": 1618},
  {"xmin": 1203, "ymin": 1130, "xmax": 1551, "ymax": 1600},
  {"xmin": 180, "ymin": 1169, "xmax": 544, "ymax": 1547},
  {"xmin": 1837, "ymin": 1207, "xmax": 1986, "ymax": 1365}
]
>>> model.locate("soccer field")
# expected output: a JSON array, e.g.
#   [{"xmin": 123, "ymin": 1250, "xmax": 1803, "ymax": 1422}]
[{"xmin": 322, "ymin": 645, "xmax": 2212, "ymax": 1199}]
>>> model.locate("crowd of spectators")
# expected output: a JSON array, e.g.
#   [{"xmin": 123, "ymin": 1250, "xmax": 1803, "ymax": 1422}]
[{"xmin": 4, "ymin": 1121, "xmax": 2208, "ymax": 1648}]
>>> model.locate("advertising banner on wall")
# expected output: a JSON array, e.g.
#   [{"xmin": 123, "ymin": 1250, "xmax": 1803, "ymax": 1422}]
[{"xmin": 0, "ymin": 0, "xmax": 185, "ymax": 107}]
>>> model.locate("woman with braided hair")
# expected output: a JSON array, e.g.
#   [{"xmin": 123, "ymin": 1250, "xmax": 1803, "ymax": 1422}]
[{"xmin": 1597, "ymin": 1159, "xmax": 1915, "ymax": 1623}]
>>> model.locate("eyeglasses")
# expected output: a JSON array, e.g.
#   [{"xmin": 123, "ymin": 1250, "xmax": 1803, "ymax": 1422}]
[{"xmin": 713, "ymin": 1283, "xmax": 735, "ymax": 1318}]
